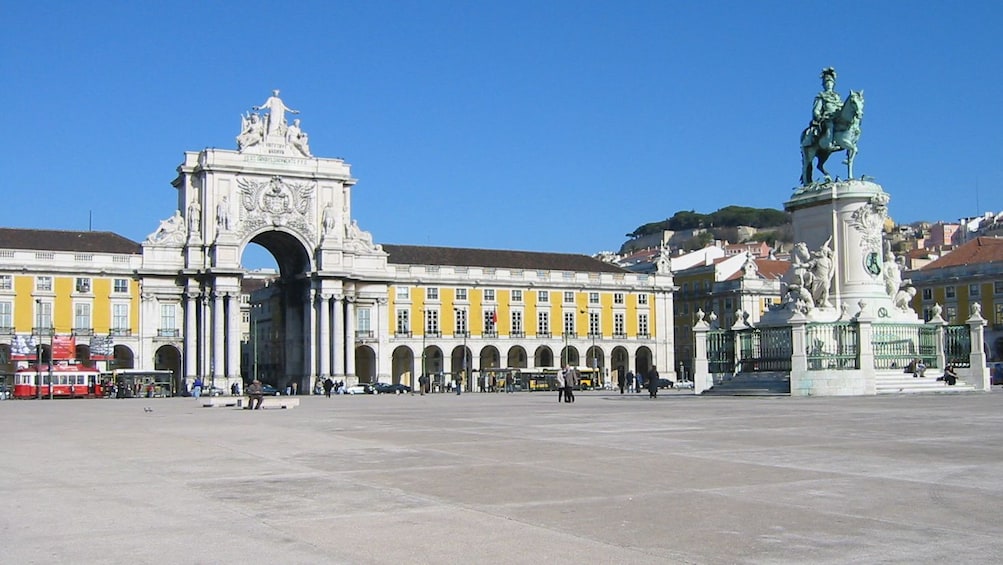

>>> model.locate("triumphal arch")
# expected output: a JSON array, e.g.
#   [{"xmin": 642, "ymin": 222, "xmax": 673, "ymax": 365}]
[{"xmin": 139, "ymin": 91, "xmax": 388, "ymax": 392}]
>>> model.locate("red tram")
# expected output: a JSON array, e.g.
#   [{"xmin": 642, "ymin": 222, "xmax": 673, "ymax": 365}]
[{"xmin": 12, "ymin": 364, "xmax": 103, "ymax": 399}]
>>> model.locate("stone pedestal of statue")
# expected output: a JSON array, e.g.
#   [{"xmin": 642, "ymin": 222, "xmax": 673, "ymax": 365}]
[{"xmin": 782, "ymin": 179, "xmax": 916, "ymax": 322}]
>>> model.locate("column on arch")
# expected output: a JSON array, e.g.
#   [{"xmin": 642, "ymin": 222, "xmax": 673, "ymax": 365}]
[
  {"xmin": 345, "ymin": 297, "xmax": 356, "ymax": 377},
  {"xmin": 184, "ymin": 291, "xmax": 198, "ymax": 380},
  {"xmin": 318, "ymin": 293, "xmax": 331, "ymax": 379},
  {"xmin": 226, "ymin": 292, "xmax": 241, "ymax": 380},
  {"xmin": 303, "ymin": 288, "xmax": 317, "ymax": 386},
  {"xmin": 212, "ymin": 291, "xmax": 224, "ymax": 381},
  {"xmin": 332, "ymin": 296, "xmax": 345, "ymax": 377}
]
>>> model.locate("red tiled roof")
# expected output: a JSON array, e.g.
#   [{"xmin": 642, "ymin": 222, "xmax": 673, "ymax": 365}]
[{"xmin": 919, "ymin": 237, "xmax": 1003, "ymax": 270}]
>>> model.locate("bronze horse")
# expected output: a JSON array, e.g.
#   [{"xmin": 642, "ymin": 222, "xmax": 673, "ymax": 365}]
[{"xmin": 800, "ymin": 90, "xmax": 864, "ymax": 185}]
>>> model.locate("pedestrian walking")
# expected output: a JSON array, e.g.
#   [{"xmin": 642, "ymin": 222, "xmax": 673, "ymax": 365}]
[
  {"xmin": 192, "ymin": 376, "xmax": 203, "ymax": 399},
  {"xmin": 617, "ymin": 369, "xmax": 626, "ymax": 394},
  {"xmin": 456, "ymin": 373, "xmax": 464, "ymax": 395},
  {"xmin": 555, "ymin": 369, "xmax": 566, "ymax": 403},
  {"xmin": 647, "ymin": 366, "xmax": 659, "ymax": 398},
  {"xmin": 564, "ymin": 366, "xmax": 577, "ymax": 403},
  {"xmin": 323, "ymin": 377, "xmax": 334, "ymax": 398}
]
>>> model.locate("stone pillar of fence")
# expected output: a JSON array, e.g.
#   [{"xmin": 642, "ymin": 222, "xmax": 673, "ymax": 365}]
[
  {"xmin": 855, "ymin": 309, "xmax": 877, "ymax": 395},
  {"xmin": 967, "ymin": 305, "xmax": 989, "ymax": 391},
  {"xmin": 692, "ymin": 316, "xmax": 711, "ymax": 395},
  {"xmin": 927, "ymin": 305, "xmax": 948, "ymax": 371},
  {"xmin": 787, "ymin": 313, "xmax": 810, "ymax": 395}
]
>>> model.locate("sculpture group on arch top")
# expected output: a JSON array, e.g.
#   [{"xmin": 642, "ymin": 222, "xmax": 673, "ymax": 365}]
[{"xmin": 144, "ymin": 89, "xmax": 381, "ymax": 255}]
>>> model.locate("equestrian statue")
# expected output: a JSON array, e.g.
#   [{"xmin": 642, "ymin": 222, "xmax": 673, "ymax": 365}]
[{"xmin": 800, "ymin": 67, "xmax": 864, "ymax": 185}]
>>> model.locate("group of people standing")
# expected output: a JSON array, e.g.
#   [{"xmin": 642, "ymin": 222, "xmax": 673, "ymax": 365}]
[
  {"xmin": 616, "ymin": 366, "xmax": 662, "ymax": 398},
  {"xmin": 557, "ymin": 365, "xmax": 577, "ymax": 403}
]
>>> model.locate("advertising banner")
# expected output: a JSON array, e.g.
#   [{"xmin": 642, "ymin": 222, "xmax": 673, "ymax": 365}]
[
  {"xmin": 51, "ymin": 335, "xmax": 77, "ymax": 361},
  {"xmin": 10, "ymin": 335, "xmax": 39, "ymax": 361},
  {"xmin": 89, "ymin": 335, "xmax": 114, "ymax": 361}
]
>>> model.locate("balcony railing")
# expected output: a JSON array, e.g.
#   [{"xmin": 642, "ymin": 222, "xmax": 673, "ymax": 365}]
[
  {"xmin": 613, "ymin": 332, "xmax": 627, "ymax": 339},
  {"xmin": 537, "ymin": 331, "xmax": 552, "ymax": 338},
  {"xmin": 510, "ymin": 330, "xmax": 525, "ymax": 338},
  {"xmin": 394, "ymin": 330, "xmax": 413, "ymax": 338},
  {"xmin": 426, "ymin": 330, "xmax": 442, "ymax": 338},
  {"xmin": 110, "ymin": 328, "xmax": 132, "ymax": 337},
  {"xmin": 72, "ymin": 328, "xmax": 95, "ymax": 337},
  {"xmin": 356, "ymin": 330, "xmax": 374, "ymax": 339},
  {"xmin": 33, "ymin": 326, "xmax": 55, "ymax": 336},
  {"xmin": 157, "ymin": 329, "xmax": 180, "ymax": 338},
  {"xmin": 637, "ymin": 332, "xmax": 650, "ymax": 339},
  {"xmin": 483, "ymin": 330, "xmax": 498, "ymax": 338},
  {"xmin": 455, "ymin": 331, "xmax": 469, "ymax": 338}
]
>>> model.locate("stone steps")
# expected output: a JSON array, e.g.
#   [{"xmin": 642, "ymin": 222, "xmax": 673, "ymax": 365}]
[
  {"xmin": 874, "ymin": 372, "xmax": 975, "ymax": 394},
  {"xmin": 701, "ymin": 373, "xmax": 791, "ymax": 396}
]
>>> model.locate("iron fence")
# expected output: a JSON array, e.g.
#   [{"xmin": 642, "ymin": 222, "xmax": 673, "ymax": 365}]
[
  {"xmin": 944, "ymin": 325, "xmax": 971, "ymax": 368},
  {"xmin": 738, "ymin": 327, "xmax": 793, "ymax": 372},
  {"xmin": 806, "ymin": 323, "xmax": 859, "ymax": 370},
  {"xmin": 706, "ymin": 329, "xmax": 734, "ymax": 374}
]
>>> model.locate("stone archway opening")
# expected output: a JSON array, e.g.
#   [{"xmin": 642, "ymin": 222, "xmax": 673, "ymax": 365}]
[{"xmin": 239, "ymin": 230, "xmax": 312, "ymax": 391}]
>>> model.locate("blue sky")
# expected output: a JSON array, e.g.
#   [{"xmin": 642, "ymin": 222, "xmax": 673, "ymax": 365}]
[{"xmin": 2, "ymin": 1, "xmax": 1000, "ymax": 269}]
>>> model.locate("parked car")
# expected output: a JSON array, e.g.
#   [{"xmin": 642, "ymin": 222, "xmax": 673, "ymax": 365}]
[
  {"xmin": 345, "ymin": 383, "xmax": 375, "ymax": 395},
  {"xmin": 260, "ymin": 384, "xmax": 282, "ymax": 396},
  {"xmin": 373, "ymin": 382, "xmax": 411, "ymax": 394},
  {"xmin": 657, "ymin": 378, "xmax": 675, "ymax": 389}
]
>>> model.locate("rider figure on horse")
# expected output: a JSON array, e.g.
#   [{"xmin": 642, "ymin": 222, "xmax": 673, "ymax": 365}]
[{"xmin": 809, "ymin": 67, "xmax": 843, "ymax": 151}]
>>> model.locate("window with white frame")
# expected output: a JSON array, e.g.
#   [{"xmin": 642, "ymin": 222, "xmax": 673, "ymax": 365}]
[
  {"xmin": 511, "ymin": 310, "xmax": 523, "ymax": 335},
  {"xmin": 637, "ymin": 293, "xmax": 648, "ymax": 305},
  {"xmin": 945, "ymin": 285, "xmax": 956, "ymax": 299},
  {"xmin": 396, "ymin": 310, "xmax": 410, "ymax": 334},
  {"xmin": 484, "ymin": 289, "xmax": 495, "ymax": 302},
  {"xmin": 563, "ymin": 291, "xmax": 574, "ymax": 304},
  {"xmin": 996, "ymin": 303, "xmax": 1003, "ymax": 326},
  {"xmin": 75, "ymin": 277, "xmax": 91, "ymax": 293},
  {"xmin": 511, "ymin": 289, "xmax": 522, "ymax": 303},
  {"xmin": 112, "ymin": 303, "xmax": 129, "ymax": 332},
  {"xmin": 614, "ymin": 312, "xmax": 625, "ymax": 336},
  {"xmin": 969, "ymin": 283, "xmax": 980, "ymax": 298},
  {"xmin": 0, "ymin": 301, "xmax": 11, "ymax": 330},
  {"xmin": 357, "ymin": 308, "xmax": 372, "ymax": 336},
  {"xmin": 113, "ymin": 278, "xmax": 129, "ymax": 293},
  {"xmin": 74, "ymin": 303, "xmax": 91, "ymax": 332},
  {"xmin": 160, "ymin": 304, "xmax": 177, "ymax": 334},
  {"xmin": 922, "ymin": 288, "xmax": 932, "ymax": 300},
  {"xmin": 613, "ymin": 292, "xmax": 624, "ymax": 304},
  {"xmin": 996, "ymin": 281, "xmax": 1003, "ymax": 295},
  {"xmin": 945, "ymin": 305, "xmax": 957, "ymax": 322},
  {"xmin": 538, "ymin": 290, "xmax": 549, "ymax": 303},
  {"xmin": 483, "ymin": 309, "xmax": 497, "ymax": 332},
  {"xmin": 426, "ymin": 287, "xmax": 439, "ymax": 301},
  {"xmin": 456, "ymin": 288, "xmax": 467, "ymax": 301},
  {"xmin": 563, "ymin": 311, "xmax": 575, "ymax": 336},
  {"xmin": 454, "ymin": 308, "xmax": 468, "ymax": 335},
  {"xmin": 588, "ymin": 311, "xmax": 600, "ymax": 336},
  {"xmin": 426, "ymin": 310, "xmax": 440, "ymax": 335},
  {"xmin": 638, "ymin": 313, "xmax": 649, "ymax": 337},
  {"xmin": 589, "ymin": 292, "xmax": 599, "ymax": 304},
  {"xmin": 537, "ymin": 311, "xmax": 550, "ymax": 335},
  {"xmin": 396, "ymin": 286, "xmax": 409, "ymax": 299},
  {"xmin": 37, "ymin": 301, "xmax": 53, "ymax": 331},
  {"xmin": 37, "ymin": 276, "xmax": 52, "ymax": 292},
  {"xmin": 0, "ymin": 275, "xmax": 11, "ymax": 291}
]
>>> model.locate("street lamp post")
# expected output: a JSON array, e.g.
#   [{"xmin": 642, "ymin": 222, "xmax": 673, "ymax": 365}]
[
  {"xmin": 454, "ymin": 307, "xmax": 468, "ymax": 392},
  {"xmin": 420, "ymin": 308, "xmax": 427, "ymax": 395},
  {"xmin": 35, "ymin": 299, "xmax": 41, "ymax": 400}
]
